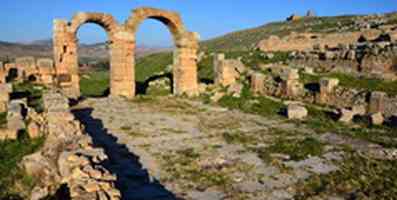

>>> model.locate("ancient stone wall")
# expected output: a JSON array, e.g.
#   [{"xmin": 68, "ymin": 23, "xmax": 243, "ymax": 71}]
[
  {"xmin": 257, "ymin": 30, "xmax": 382, "ymax": 52},
  {"xmin": 214, "ymin": 54, "xmax": 245, "ymax": 87},
  {"xmin": 53, "ymin": 7, "xmax": 199, "ymax": 98},
  {"xmin": 0, "ymin": 57, "xmax": 56, "ymax": 85},
  {"xmin": 22, "ymin": 90, "xmax": 121, "ymax": 200}
]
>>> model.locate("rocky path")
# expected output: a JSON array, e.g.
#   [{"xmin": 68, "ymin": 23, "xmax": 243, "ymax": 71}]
[{"xmin": 72, "ymin": 97, "xmax": 348, "ymax": 200}]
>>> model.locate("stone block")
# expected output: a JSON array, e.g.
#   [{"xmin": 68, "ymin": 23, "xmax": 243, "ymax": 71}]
[
  {"xmin": 319, "ymin": 78, "xmax": 339, "ymax": 93},
  {"xmin": 370, "ymin": 112, "xmax": 384, "ymax": 126},
  {"xmin": 368, "ymin": 91, "xmax": 386, "ymax": 114},
  {"xmin": 352, "ymin": 105, "xmax": 367, "ymax": 116},
  {"xmin": 0, "ymin": 102, "xmax": 7, "ymax": 113},
  {"xmin": 287, "ymin": 104, "xmax": 308, "ymax": 120},
  {"xmin": 338, "ymin": 108, "xmax": 354, "ymax": 123},
  {"xmin": 0, "ymin": 128, "xmax": 18, "ymax": 140},
  {"xmin": 280, "ymin": 68, "xmax": 299, "ymax": 81},
  {"xmin": 27, "ymin": 122, "xmax": 41, "ymax": 139},
  {"xmin": 250, "ymin": 73, "xmax": 265, "ymax": 95},
  {"xmin": 281, "ymin": 79, "xmax": 303, "ymax": 97}
]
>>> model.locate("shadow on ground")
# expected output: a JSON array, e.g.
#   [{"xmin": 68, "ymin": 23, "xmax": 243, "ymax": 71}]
[{"xmin": 72, "ymin": 107, "xmax": 178, "ymax": 200}]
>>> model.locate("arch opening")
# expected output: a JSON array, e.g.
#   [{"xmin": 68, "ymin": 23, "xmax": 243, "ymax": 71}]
[
  {"xmin": 134, "ymin": 19, "xmax": 174, "ymax": 96},
  {"xmin": 77, "ymin": 23, "xmax": 111, "ymax": 98}
]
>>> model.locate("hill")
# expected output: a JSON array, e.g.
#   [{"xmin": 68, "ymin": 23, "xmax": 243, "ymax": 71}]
[
  {"xmin": 200, "ymin": 12, "xmax": 397, "ymax": 51},
  {"xmin": 0, "ymin": 39, "xmax": 170, "ymax": 62}
]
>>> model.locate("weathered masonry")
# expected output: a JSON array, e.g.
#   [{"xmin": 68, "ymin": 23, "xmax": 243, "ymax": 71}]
[{"xmin": 53, "ymin": 7, "xmax": 199, "ymax": 98}]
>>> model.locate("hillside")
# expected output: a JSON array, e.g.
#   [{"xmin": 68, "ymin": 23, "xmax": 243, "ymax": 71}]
[
  {"xmin": 0, "ymin": 39, "xmax": 170, "ymax": 62},
  {"xmin": 200, "ymin": 12, "xmax": 397, "ymax": 51}
]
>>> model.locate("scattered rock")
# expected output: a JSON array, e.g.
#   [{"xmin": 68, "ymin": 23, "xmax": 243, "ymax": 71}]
[
  {"xmin": 370, "ymin": 112, "xmax": 384, "ymax": 125},
  {"xmin": 287, "ymin": 104, "xmax": 308, "ymax": 120}
]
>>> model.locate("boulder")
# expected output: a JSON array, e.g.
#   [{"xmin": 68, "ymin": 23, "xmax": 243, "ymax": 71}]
[
  {"xmin": 338, "ymin": 108, "xmax": 354, "ymax": 123},
  {"xmin": 287, "ymin": 104, "xmax": 308, "ymax": 120},
  {"xmin": 227, "ymin": 83, "xmax": 243, "ymax": 97},
  {"xmin": 0, "ymin": 128, "xmax": 18, "ymax": 140},
  {"xmin": 368, "ymin": 91, "xmax": 386, "ymax": 114},
  {"xmin": 370, "ymin": 112, "xmax": 384, "ymax": 126},
  {"xmin": 211, "ymin": 92, "xmax": 225, "ymax": 103},
  {"xmin": 27, "ymin": 122, "xmax": 41, "ymax": 139}
]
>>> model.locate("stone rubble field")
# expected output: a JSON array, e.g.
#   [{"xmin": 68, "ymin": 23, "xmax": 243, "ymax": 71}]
[{"xmin": 71, "ymin": 96, "xmax": 396, "ymax": 200}]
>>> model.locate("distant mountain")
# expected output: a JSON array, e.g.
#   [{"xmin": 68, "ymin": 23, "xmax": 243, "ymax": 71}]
[{"xmin": 0, "ymin": 39, "xmax": 170, "ymax": 62}]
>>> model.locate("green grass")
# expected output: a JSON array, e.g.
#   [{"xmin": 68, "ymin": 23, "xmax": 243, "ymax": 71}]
[
  {"xmin": 0, "ymin": 132, "xmax": 44, "ymax": 199},
  {"xmin": 295, "ymin": 153, "xmax": 397, "ymax": 199},
  {"xmin": 80, "ymin": 70, "xmax": 109, "ymax": 97},
  {"xmin": 135, "ymin": 52, "xmax": 173, "ymax": 83},
  {"xmin": 300, "ymin": 72, "xmax": 397, "ymax": 96},
  {"xmin": 13, "ymin": 83, "xmax": 44, "ymax": 113},
  {"xmin": 256, "ymin": 137, "xmax": 324, "ymax": 162},
  {"xmin": 302, "ymin": 105, "xmax": 397, "ymax": 148},
  {"xmin": 218, "ymin": 85, "xmax": 284, "ymax": 117},
  {"xmin": 0, "ymin": 113, "xmax": 6, "ymax": 127},
  {"xmin": 80, "ymin": 52, "xmax": 173, "ymax": 97}
]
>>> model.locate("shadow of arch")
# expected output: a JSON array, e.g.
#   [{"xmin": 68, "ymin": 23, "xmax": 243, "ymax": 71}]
[{"xmin": 71, "ymin": 108, "xmax": 177, "ymax": 200}]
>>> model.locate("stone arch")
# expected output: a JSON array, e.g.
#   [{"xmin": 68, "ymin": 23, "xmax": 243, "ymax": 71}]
[
  {"xmin": 53, "ymin": 12, "xmax": 121, "ymax": 98},
  {"xmin": 53, "ymin": 7, "xmax": 199, "ymax": 98},
  {"xmin": 124, "ymin": 7, "xmax": 199, "ymax": 96}
]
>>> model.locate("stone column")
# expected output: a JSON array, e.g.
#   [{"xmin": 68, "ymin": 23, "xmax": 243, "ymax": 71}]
[
  {"xmin": 317, "ymin": 78, "xmax": 339, "ymax": 104},
  {"xmin": 0, "ymin": 84, "xmax": 12, "ymax": 113},
  {"xmin": 368, "ymin": 91, "xmax": 386, "ymax": 114},
  {"xmin": 280, "ymin": 68, "xmax": 302, "ymax": 97},
  {"xmin": 251, "ymin": 72, "xmax": 265, "ymax": 95},
  {"xmin": 53, "ymin": 19, "xmax": 80, "ymax": 98},
  {"xmin": 214, "ymin": 54, "xmax": 238, "ymax": 87},
  {"xmin": 110, "ymin": 30, "xmax": 135, "ymax": 99},
  {"xmin": 173, "ymin": 32, "xmax": 199, "ymax": 96}
]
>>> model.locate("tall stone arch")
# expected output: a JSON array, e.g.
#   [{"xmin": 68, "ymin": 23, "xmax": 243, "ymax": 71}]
[
  {"xmin": 53, "ymin": 12, "xmax": 135, "ymax": 98},
  {"xmin": 125, "ymin": 7, "xmax": 199, "ymax": 96},
  {"xmin": 53, "ymin": 7, "xmax": 199, "ymax": 98}
]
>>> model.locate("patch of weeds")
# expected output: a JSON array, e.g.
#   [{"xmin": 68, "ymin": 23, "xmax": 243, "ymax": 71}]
[
  {"xmin": 0, "ymin": 112, "xmax": 6, "ymax": 127},
  {"xmin": 295, "ymin": 153, "xmax": 397, "ymax": 199},
  {"xmin": 256, "ymin": 137, "xmax": 324, "ymax": 162},
  {"xmin": 161, "ymin": 148, "xmax": 233, "ymax": 191},
  {"xmin": 218, "ymin": 85, "xmax": 284, "ymax": 118},
  {"xmin": 0, "ymin": 132, "xmax": 45, "ymax": 199},
  {"xmin": 80, "ymin": 70, "xmax": 109, "ymax": 98},
  {"xmin": 120, "ymin": 126, "xmax": 131, "ymax": 131},
  {"xmin": 223, "ymin": 131, "xmax": 258, "ymax": 146},
  {"xmin": 128, "ymin": 131, "xmax": 145, "ymax": 137},
  {"xmin": 161, "ymin": 128, "xmax": 186, "ymax": 134},
  {"xmin": 300, "ymin": 72, "xmax": 397, "ymax": 96},
  {"xmin": 12, "ymin": 82, "xmax": 44, "ymax": 113},
  {"xmin": 303, "ymin": 105, "xmax": 397, "ymax": 148}
]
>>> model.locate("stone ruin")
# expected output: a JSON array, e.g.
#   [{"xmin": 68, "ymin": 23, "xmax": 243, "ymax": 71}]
[
  {"xmin": 290, "ymin": 32, "xmax": 397, "ymax": 78},
  {"xmin": 203, "ymin": 51, "xmax": 397, "ymax": 125},
  {"xmin": 53, "ymin": 7, "xmax": 200, "ymax": 99},
  {"xmin": 0, "ymin": 57, "xmax": 56, "ymax": 85}
]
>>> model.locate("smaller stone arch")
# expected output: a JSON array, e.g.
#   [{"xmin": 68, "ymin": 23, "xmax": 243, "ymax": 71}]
[
  {"xmin": 69, "ymin": 12, "xmax": 119, "ymax": 37},
  {"xmin": 124, "ymin": 7, "xmax": 199, "ymax": 96},
  {"xmin": 125, "ymin": 7, "xmax": 186, "ymax": 44},
  {"xmin": 53, "ymin": 12, "xmax": 121, "ymax": 98}
]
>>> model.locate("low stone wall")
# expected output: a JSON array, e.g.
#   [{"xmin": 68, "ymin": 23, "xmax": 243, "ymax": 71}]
[
  {"xmin": 257, "ymin": 30, "xmax": 382, "ymax": 52},
  {"xmin": 22, "ymin": 90, "xmax": 120, "ymax": 200},
  {"xmin": 0, "ymin": 57, "xmax": 56, "ymax": 85}
]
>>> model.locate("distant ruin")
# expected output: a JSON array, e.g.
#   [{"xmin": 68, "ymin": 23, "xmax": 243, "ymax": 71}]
[{"xmin": 53, "ymin": 7, "xmax": 200, "ymax": 98}]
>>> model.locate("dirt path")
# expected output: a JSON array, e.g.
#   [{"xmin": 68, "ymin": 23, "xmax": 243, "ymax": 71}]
[{"xmin": 71, "ymin": 97, "xmax": 358, "ymax": 200}]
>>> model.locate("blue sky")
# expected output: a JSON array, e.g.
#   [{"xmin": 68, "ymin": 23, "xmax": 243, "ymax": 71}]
[{"xmin": 1, "ymin": 0, "xmax": 396, "ymax": 46}]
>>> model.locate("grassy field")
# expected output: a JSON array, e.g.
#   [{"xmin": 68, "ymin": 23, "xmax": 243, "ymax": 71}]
[
  {"xmin": 301, "ymin": 72, "xmax": 397, "ymax": 96},
  {"xmin": 0, "ymin": 133, "xmax": 44, "ymax": 199},
  {"xmin": 80, "ymin": 52, "xmax": 173, "ymax": 97}
]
